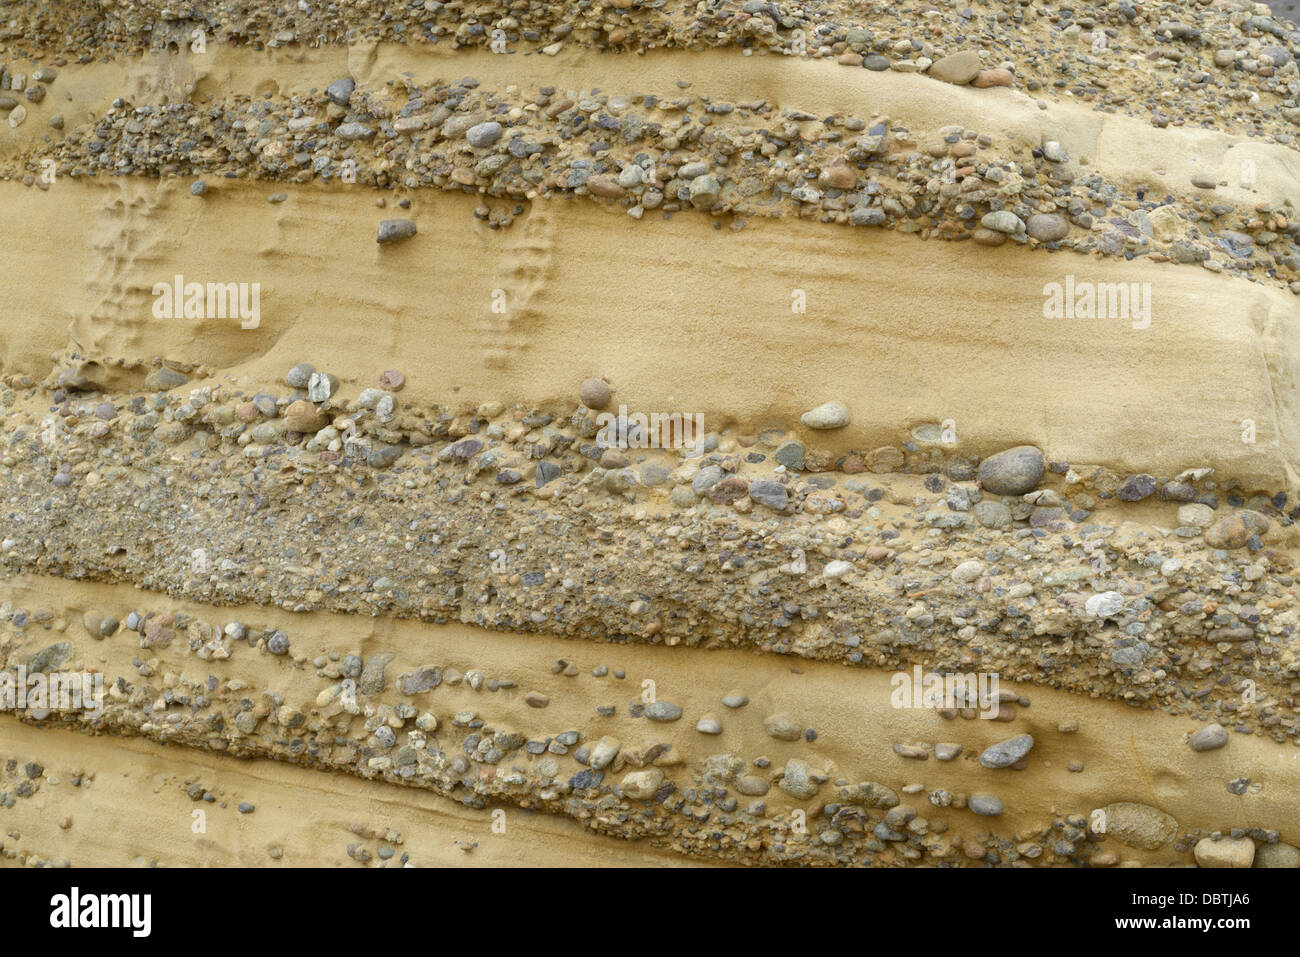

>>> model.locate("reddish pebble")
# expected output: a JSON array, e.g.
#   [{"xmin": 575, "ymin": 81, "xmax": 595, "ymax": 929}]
[
  {"xmin": 973, "ymin": 68, "xmax": 1014, "ymax": 88},
  {"xmin": 379, "ymin": 369, "xmax": 405, "ymax": 391}
]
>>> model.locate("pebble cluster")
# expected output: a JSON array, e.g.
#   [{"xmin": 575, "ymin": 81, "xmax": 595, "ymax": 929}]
[
  {"xmin": 2, "ymin": 365, "xmax": 1298, "ymax": 754},
  {"xmin": 3, "ymin": 5, "xmax": 1300, "ymax": 290},
  {"xmin": 3, "ymin": 590, "xmax": 1297, "ymax": 867}
]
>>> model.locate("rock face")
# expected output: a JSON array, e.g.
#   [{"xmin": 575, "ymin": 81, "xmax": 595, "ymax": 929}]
[
  {"xmin": 1099, "ymin": 802, "xmax": 1178, "ymax": 850},
  {"xmin": 977, "ymin": 446, "xmax": 1045, "ymax": 495}
]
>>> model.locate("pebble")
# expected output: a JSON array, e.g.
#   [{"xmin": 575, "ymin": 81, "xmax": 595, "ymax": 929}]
[
  {"xmin": 336, "ymin": 122, "xmax": 374, "ymax": 141},
  {"xmin": 951, "ymin": 560, "xmax": 983, "ymax": 583},
  {"xmin": 800, "ymin": 401, "xmax": 851, "ymax": 430},
  {"xmin": 969, "ymin": 793, "xmax": 1003, "ymax": 816},
  {"xmin": 645, "ymin": 701, "xmax": 682, "ymax": 722},
  {"xmin": 929, "ymin": 50, "xmax": 982, "ymax": 85},
  {"xmin": 980, "ymin": 211, "xmax": 1026, "ymax": 236},
  {"xmin": 286, "ymin": 362, "xmax": 315, "ymax": 388},
  {"xmin": 973, "ymin": 68, "xmax": 1014, "ymax": 87},
  {"xmin": 283, "ymin": 400, "xmax": 328, "ymax": 434},
  {"xmin": 774, "ymin": 441, "xmax": 805, "ymax": 470},
  {"xmin": 307, "ymin": 372, "xmax": 337, "ymax": 402},
  {"xmin": 621, "ymin": 769, "xmax": 663, "ymax": 799},
  {"xmin": 377, "ymin": 219, "xmax": 417, "ymax": 244},
  {"xmin": 696, "ymin": 716, "xmax": 722, "ymax": 734},
  {"xmin": 823, "ymin": 560, "xmax": 853, "ymax": 579},
  {"xmin": 747, "ymin": 480, "xmax": 789, "ymax": 511},
  {"xmin": 1194, "ymin": 836, "xmax": 1255, "ymax": 868},
  {"xmin": 1116, "ymin": 473, "xmax": 1157, "ymax": 501},
  {"xmin": 1177, "ymin": 503, "xmax": 1215, "ymax": 528},
  {"xmin": 579, "ymin": 378, "xmax": 611, "ymax": 410},
  {"xmin": 326, "ymin": 77, "xmax": 356, "ymax": 106},
  {"xmin": 143, "ymin": 367, "xmax": 189, "ymax": 391},
  {"xmin": 1187, "ymin": 723, "xmax": 1228, "ymax": 751},
  {"xmin": 777, "ymin": 759, "xmax": 820, "ymax": 799},
  {"xmin": 973, "ymin": 501, "xmax": 1012, "ymax": 528},
  {"xmin": 1254, "ymin": 843, "xmax": 1300, "ymax": 868},
  {"xmin": 588, "ymin": 737, "xmax": 621, "ymax": 769},
  {"xmin": 979, "ymin": 733, "xmax": 1034, "ymax": 768},
  {"xmin": 1098, "ymin": 802, "xmax": 1178, "ymax": 850},
  {"xmin": 763, "ymin": 714, "xmax": 802, "ymax": 741},
  {"xmin": 1085, "ymin": 591, "xmax": 1125, "ymax": 619},
  {"xmin": 977, "ymin": 446, "xmax": 1044, "ymax": 495},
  {"xmin": 466, "ymin": 121, "xmax": 503, "ymax": 147},
  {"xmin": 722, "ymin": 691, "xmax": 749, "ymax": 708},
  {"xmin": 1026, "ymin": 213, "xmax": 1068, "ymax": 242},
  {"xmin": 1205, "ymin": 510, "xmax": 1269, "ymax": 549}
]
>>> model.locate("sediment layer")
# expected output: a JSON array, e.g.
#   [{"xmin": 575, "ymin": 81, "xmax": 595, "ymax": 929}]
[{"xmin": 2, "ymin": 0, "xmax": 1299, "ymax": 868}]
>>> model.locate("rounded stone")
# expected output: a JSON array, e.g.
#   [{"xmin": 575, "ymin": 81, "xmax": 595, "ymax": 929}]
[
  {"xmin": 763, "ymin": 713, "xmax": 802, "ymax": 741},
  {"xmin": 969, "ymin": 793, "xmax": 1003, "ymax": 816},
  {"xmin": 981, "ymin": 210, "xmax": 1025, "ymax": 235},
  {"xmin": 1187, "ymin": 723, "xmax": 1229, "ymax": 752},
  {"xmin": 1098, "ymin": 802, "xmax": 1178, "ymax": 850},
  {"xmin": 286, "ymin": 362, "xmax": 315, "ymax": 388},
  {"xmin": 1177, "ymin": 503, "xmax": 1215, "ymax": 528},
  {"xmin": 282, "ymin": 400, "xmax": 328, "ymax": 434},
  {"xmin": 973, "ymin": 501, "xmax": 1012, "ymax": 528},
  {"xmin": 800, "ymin": 401, "xmax": 851, "ymax": 430},
  {"xmin": 1254, "ymin": 842, "xmax": 1300, "ymax": 868},
  {"xmin": 928, "ymin": 50, "xmax": 982, "ymax": 84},
  {"xmin": 645, "ymin": 701, "xmax": 682, "ymax": 722},
  {"xmin": 1205, "ymin": 510, "xmax": 1269, "ymax": 549},
  {"xmin": 466, "ymin": 121, "xmax": 503, "ymax": 147},
  {"xmin": 979, "ymin": 734, "xmax": 1034, "ymax": 768},
  {"xmin": 376, "ymin": 219, "xmax": 417, "ymax": 244},
  {"xmin": 696, "ymin": 716, "xmax": 723, "ymax": 734},
  {"xmin": 620, "ymin": 769, "xmax": 664, "ymax": 799},
  {"xmin": 1026, "ymin": 213, "xmax": 1069, "ymax": 242},
  {"xmin": 977, "ymin": 445, "xmax": 1045, "ymax": 495},
  {"xmin": 1194, "ymin": 836, "xmax": 1255, "ymax": 868},
  {"xmin": 579, "ymin": 378, "xmax": 611, "ymax": 410}
]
